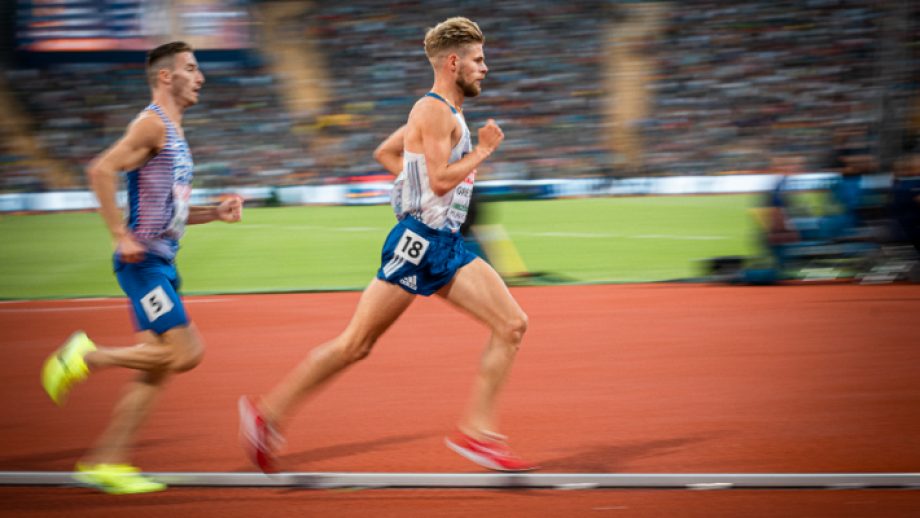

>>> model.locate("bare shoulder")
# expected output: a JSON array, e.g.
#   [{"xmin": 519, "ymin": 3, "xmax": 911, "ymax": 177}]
[
  {"xmin": 131, "ymin": 110, "xmax": 166, "ymax": 133},
  {"xmin": 124, "ymin": 110, "xmax": 166, "ymax": 149},
  {"xmin": 407, "ymin": 96, "xmax": 455, "ymax": 131}
]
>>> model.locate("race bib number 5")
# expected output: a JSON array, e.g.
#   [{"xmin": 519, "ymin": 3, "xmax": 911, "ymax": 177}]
[
  {"xmin": 395, "ymin": 229, "xmax": 430, "ymax": 265},
  {"xmin": 141, "ymin": 286, "xmax": 175, "ymax": 322}
]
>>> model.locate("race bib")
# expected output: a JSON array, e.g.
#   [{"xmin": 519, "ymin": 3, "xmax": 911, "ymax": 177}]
[
  {"xmin": 140, "ymin": 286, "xmax": 174, "ymax": 322},
  {"xmin": 447, "ymin": 170, "xmax": 475, "ymax": 227},
  {"xmin": 167, "ymin": 184, "xmax": 191, "ymax": 237},
  {"xmin": 167, "ymin": 141, "xmax": 193, "ymax": 237},
  {"xmin": 394, "ymin": 228, "xmax": 430, "ymax": 266}
]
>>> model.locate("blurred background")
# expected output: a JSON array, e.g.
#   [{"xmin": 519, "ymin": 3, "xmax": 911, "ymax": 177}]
[{"xmin": 1, "ymin": 0, "xmax": 919, "ymax": 297}]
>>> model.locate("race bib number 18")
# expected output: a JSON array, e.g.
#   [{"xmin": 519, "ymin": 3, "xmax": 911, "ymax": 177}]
[{"xmin": 394, "ymin": 229, "xmax": 430, "ymax": 266}]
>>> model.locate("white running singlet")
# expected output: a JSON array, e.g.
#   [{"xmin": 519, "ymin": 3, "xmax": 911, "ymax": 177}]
[{"xmin": 390, "ymin": 94, "xmax": 474, "ymax": 233}]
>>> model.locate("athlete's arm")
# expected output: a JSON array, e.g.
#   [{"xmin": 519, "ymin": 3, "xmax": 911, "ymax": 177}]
[
  {"xmin": 187, "ymin": 197, "xmax": 243, "ymax": 225},
  {"xmin": 86, "ymin": 114, "xmax": 164, "ymax": 263},
  {"xmin": 413, "ymin": 100, "xmax": 503, "ymax": 197},
  {"xmin": 373, "ymin": 125, "xmax": 406, "ymax": 176}
]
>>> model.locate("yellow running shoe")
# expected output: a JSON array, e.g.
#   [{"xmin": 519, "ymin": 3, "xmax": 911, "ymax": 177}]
[
  {"xmin": 41, "ymin": 331, "xmax": 96, "ymax": 406},
  {"xmin": 74, "ymin": 463, "xmax": 166, "ymax": 494}
]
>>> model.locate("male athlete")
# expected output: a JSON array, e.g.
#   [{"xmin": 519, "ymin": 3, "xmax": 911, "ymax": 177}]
[
  {"xmin": 41, "ymin": 41, "xmax": 242, "ymax": 494},
  {"xmin": 239, "ymin": 17, "xmax": 536, "ymax": 473}
]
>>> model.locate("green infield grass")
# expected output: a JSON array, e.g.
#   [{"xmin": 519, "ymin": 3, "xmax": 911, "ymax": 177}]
[{"xmin": 0, "ymin": 195, "xmax": 761, "ymax": 299}]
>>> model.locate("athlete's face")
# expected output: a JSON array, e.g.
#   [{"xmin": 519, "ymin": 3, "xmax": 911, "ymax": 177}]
[
  {"xmin": 170, "ymin": 52, "xmax": 205, "ymax": 107},
  {"xmin": 455, "ymin": 44, "xmax": 487, "ymax": 98}
]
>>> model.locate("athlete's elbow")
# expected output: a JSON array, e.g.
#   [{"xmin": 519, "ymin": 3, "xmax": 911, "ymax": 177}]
[
  {"xmin": 86, "ymin": 162, "xmax": 113, "ymax": 188},
  {"xmin": 429, "ymin": 179, "xmax": 452, "ymax": 197},
  {"xmin": 85, "ymin": 163, "xmax": 101, "ymax": 184},
  {"xmin": 372, "ymin": 147, "xmax": 385, "ymax": 166}
]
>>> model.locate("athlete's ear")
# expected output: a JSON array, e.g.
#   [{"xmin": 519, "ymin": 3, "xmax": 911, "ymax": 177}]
[
  {"xmin": 449, "ymin": 54, "xmax": 458, "ymax": 72},
  {"xmin": 158, "ymin": 68, "xmax": 172, "ymax": 85}
]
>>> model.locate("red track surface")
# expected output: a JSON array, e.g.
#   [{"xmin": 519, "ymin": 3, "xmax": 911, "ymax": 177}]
[{"xmin": 2, "ymin": 283, "xmax": 920, "ymax": 516}]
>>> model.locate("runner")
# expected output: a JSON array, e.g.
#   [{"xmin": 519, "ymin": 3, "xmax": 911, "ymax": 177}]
[
  {"xmin": 239, "ymin": 17, "xmax": 536, "ymax": 473},
  {"xmin": 41, "ymin": 41, "xmax": 242, "ymax": 494}
]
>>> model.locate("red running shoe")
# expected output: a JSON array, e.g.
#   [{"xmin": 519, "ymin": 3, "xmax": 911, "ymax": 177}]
[
  {"xmin": 238, "ymin": 396, "xmax": 284, "ymax": 474},
  {"xmin": 446, "ymin": 429, "xmax": 538, "ymax": 472}
]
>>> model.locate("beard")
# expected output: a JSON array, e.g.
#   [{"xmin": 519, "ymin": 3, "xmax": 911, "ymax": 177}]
[{"xmin": 456, "ymin": 66, "xmax": 481, "ymax": 97}]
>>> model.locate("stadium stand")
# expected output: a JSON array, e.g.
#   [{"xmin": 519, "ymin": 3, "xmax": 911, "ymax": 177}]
[
  {"xmin": 2, "ymin": 0, "xmax": 611, "ymax": 191},
  {"xmin": 641, "ymin": 0, "xmax": 917, "ymax": 176},
  {"xmin": 1, "ymin": 0, "xmax": 918, "ymax": 192}
]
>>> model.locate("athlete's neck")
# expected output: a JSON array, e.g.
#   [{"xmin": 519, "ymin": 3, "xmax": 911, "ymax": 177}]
[
  {"xmin": 150, "ymin": 92, "xmax": 188, "ymax": 126},
  {"xmin": 430, "ymin": 79, "xmax": 464, "ymax": 112}
]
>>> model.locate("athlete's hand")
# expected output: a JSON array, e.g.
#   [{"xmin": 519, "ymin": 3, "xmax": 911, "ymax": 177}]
[
  {"xmin": 477, "ymin": 119, "xmax": 504, "ymax": 156},
  {"xmin": 217, "ymin": 196, "xmax": 243, "ymax": 223},
  {"xmin": 118, "ymin": 232, "xmax": 146, "ymax": 263}
]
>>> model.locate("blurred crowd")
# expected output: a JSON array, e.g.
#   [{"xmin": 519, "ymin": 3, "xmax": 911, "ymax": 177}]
[
  {"xmin": 643, "ymin": 0, "xmax": 919, "ymax": 175},
  {"xmin": 3, "ymin": 0, "xmax": 610, "ymax": 191},
  {"xmin": 2, "ymin": 61, "xmax": 299, "ymax": 191},
  {"xmin": 1, "ymin": 0, "xmax": 919, "ymax": 193},
  {"xmin": 303, "ymin": 0, "xmax": 609, "ymax": 181}
]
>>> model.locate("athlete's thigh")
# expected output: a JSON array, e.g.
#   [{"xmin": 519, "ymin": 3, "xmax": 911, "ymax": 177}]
[
  {"xmin": 436, "ymin": 257, "xmax": 523, "ymax": 329},
  {"xmin": 136, "ymin": 322, "xmax": 205, "ymax": 366},
  {"xmin": 135, "ymin": 329, "xmax": 159, "ymax": 346},
  {"xmin": 117, "ymin": 257, "xmax": 189, "ymax": 335},
  {"xmin": 344, "ymin": 278, "xmax": 416, "ymax": 342},
  {"xmin": 160, "ymin": 322, "xmax": 204, "ymax": 351},
  {"xmin": 134, "ymin": 322, "xmax": 204, "ymax": 346}
]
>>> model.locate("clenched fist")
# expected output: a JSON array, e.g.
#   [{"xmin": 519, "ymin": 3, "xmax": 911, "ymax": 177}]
[
  {"xmin": 477, "ymin": 119, "xmax": 504, "ymax": 156},
  {"xmin": 217, "ymin": 196, "xmax": 243, "ymax": 223}
]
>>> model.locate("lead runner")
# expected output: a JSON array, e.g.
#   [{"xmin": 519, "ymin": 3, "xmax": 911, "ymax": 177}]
[{"xmin": 239, "ymin": 17, "xmax": 536, "ymax": 473}]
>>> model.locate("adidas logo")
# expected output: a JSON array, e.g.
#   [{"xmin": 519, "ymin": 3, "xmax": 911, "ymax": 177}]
[{"xmin": 399, "ymin": 275, "xmax": 417, "ymax": 290}]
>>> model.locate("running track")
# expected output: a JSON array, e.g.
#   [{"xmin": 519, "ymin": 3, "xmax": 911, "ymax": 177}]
[{"xmin": 2, "ymin": 284, "xmax": 920, "ymax": 516}]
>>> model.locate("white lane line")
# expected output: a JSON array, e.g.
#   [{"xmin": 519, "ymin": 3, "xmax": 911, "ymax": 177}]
[
  {"xmin": 0, "ymin": 306, "xmax": 127, "ymax": 313},
  {"xmin": 515, "ymin": 232, "xmax": 617, "ymax": 238},
  {"xmin": 512, "ymin": 232, "xmax": 729, "ymax": 240},
  {"xmin": 1, "ymin": 472, "xmax": 919, "ymax": 489},
  {"xmin": 234, "ymin": 226, "xmax": 726, "ymax": 239},
  {"xmin": 632, "ymin": 235, "xmax": 728, "ymax": 240},
  {"xmin": 0, "ymin": 299, "xmax": 231, "ymax": 313},
  {"xmin": 236, "ymin": 224, "xmax": 385, "ymax": 232}
]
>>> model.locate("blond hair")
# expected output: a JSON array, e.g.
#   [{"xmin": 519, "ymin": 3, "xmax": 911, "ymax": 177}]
[{"xmin": 423, "ymin": 17, "xmax": 484, "ymax": 62}]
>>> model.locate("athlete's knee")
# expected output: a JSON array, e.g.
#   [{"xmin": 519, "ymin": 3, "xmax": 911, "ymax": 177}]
[
  {"xmin": 336, "ymin": 331, "xmax": 378, "ymax": 365},
  {"xmin": 341, "ymin": 339, "xmax": 376, "ymax": 364},
  {"xmin": 159, "ymin": 327, "xmax": 205, "ymax": 373},
  {"xmin": 170, "ymin": 346, "xmax": 205, "ymax": 373},
  {"xmin": 496, "ymin": 311, "xmax": 528, "ymax": 345}
]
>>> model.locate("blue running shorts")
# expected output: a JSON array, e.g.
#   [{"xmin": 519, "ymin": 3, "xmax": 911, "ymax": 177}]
[
  {"xmin": 114, "ymin": 254, "xmax": 189, "ymax": 334},
  {"xmin": 377, "ymin": 216, "xmax": 478, "ymax": 296}
]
